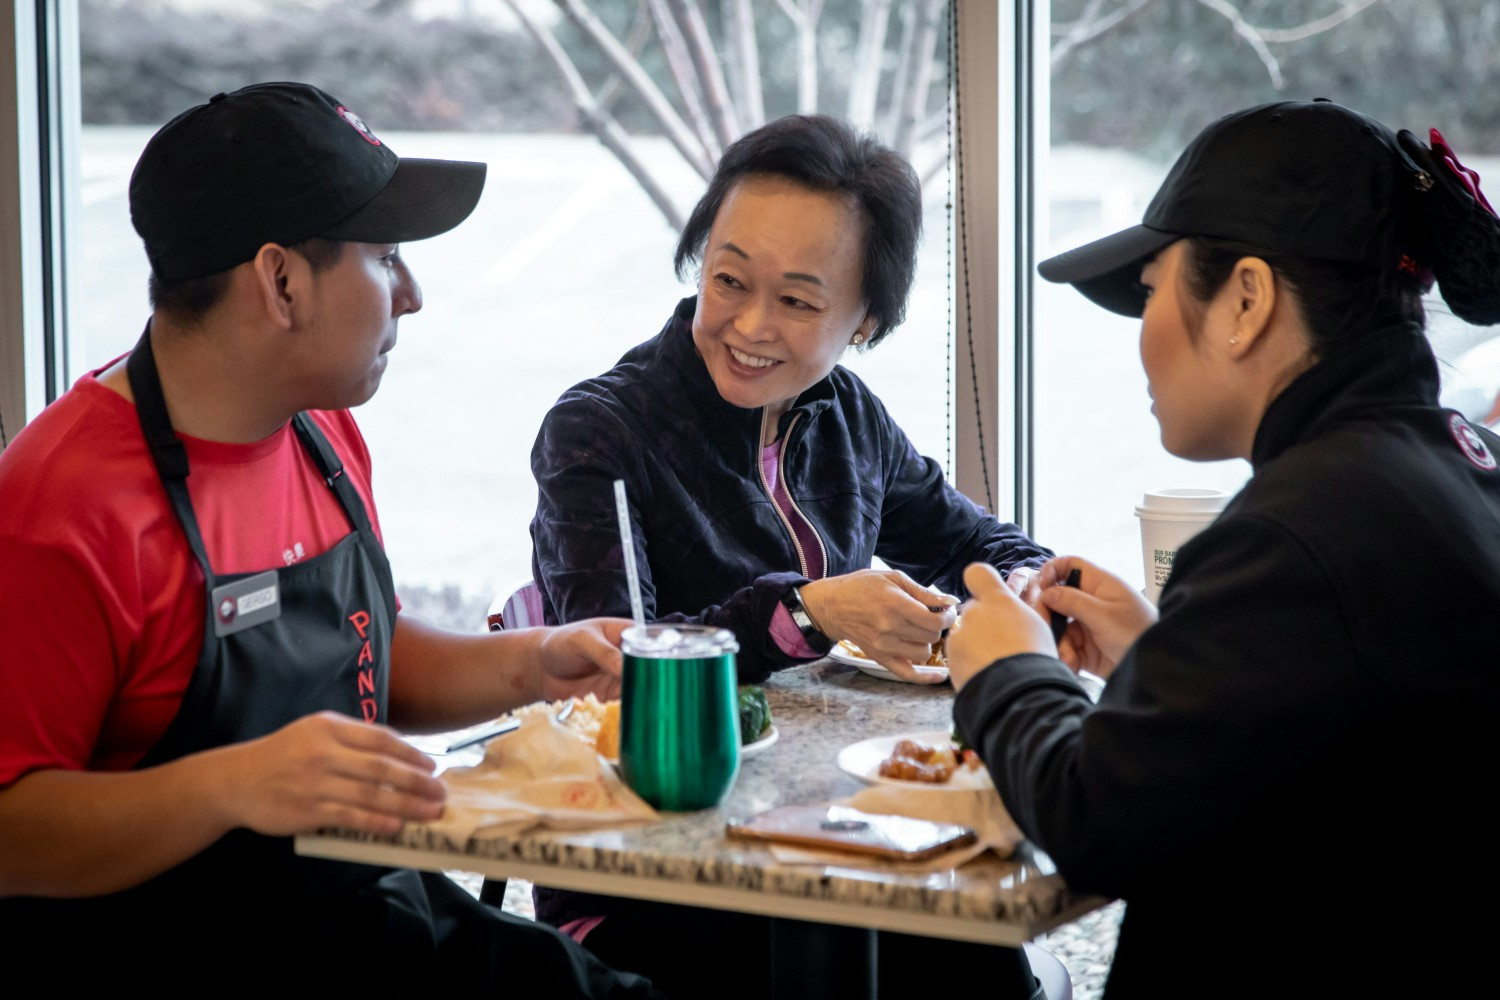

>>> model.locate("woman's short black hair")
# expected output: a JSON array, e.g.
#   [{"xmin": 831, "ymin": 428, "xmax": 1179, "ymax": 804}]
[{"xmin": 674, "ymin": 115, "xmax": 922, "ymax": 347}]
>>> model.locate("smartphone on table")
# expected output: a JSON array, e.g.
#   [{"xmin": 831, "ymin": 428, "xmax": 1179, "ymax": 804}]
[{"xmin": 726, "ymin": 805, "xmax": 976, "ymax": 862}]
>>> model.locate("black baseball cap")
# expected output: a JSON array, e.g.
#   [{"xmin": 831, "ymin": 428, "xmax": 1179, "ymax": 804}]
[
  {"xmin": 130, "ymin": 82, "xmax": 487, "ymax": 280},
  {"xmin": 1038, "ymin": 99, "xmax": 1430, "ymax": 317}
]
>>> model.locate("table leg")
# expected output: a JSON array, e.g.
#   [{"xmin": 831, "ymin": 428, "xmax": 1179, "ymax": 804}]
[{"xmin": 769, "ymin": 917, "xmax": 876, "ymax": 1000}]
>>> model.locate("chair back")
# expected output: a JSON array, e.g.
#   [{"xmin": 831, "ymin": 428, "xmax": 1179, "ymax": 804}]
[{"xmin": 487, "ymin": 579, "xmax": 545, "ymax": 631}]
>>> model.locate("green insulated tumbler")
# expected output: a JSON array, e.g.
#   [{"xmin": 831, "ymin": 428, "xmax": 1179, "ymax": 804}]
[{"xmin": 619, "ymin": 624, "xmax": 741, "ymax": 811}]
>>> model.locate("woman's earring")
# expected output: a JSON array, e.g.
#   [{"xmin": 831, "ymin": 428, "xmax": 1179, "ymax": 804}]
[
  {"xmin": 1229, "ymin": 335, "xmax": 1241, "ymax": 347},
  {"xmin": 852, "ymin": 334, "xmax": 865, "ymax": 345}
]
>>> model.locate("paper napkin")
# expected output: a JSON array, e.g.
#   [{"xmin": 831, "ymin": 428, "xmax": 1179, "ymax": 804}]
[{"xmin": 415, "ymin": 712, "xmax": 658, "ymax": 844}]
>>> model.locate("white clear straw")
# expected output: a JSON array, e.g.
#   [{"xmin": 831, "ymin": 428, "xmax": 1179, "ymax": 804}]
[{"xmin": 613, "ymin": 479, "xmax": 646, "ymax": 626}]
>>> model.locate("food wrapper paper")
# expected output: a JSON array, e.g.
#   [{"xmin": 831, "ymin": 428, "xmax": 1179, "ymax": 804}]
[{"xmin": 415, "ymin": 713, "xmax": 657, "ymax": 844}]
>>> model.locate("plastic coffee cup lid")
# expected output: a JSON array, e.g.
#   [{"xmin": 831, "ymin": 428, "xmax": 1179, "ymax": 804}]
[{"xmin": 1135, "ymin": 488, "xmax": 1228, "ymax": 519}]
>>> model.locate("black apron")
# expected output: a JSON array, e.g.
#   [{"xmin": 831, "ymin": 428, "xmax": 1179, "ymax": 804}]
[
  {"xmin": 1, "ymin": 327, "xmax": 660, "ymax": 997},
  {"xmin": 126, "ymin": 321, "xmax": 403, "ymax": 901}
]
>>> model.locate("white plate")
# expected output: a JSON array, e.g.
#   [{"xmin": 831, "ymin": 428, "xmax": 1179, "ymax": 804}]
[
  {"xmin": 829, "ymin": 642, "xmax": 950, "ymax": 683},
  {"xmin": 836, "ymin": 730, "xmax": 993, "ymax": 791},
  {"xmin": 740, "ymin": 723, "xmax": 780, "ymax": 759}
]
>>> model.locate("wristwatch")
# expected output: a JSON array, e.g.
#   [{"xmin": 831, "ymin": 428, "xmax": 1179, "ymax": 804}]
[{"xmin": 780, "ymin": 584, "xmax": 833, "ymax": 655}]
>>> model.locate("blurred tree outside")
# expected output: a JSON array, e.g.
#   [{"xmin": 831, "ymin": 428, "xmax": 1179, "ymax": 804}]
[
  {"xmin": 1047, "ymin": 0, "xmax": 1500, "ymax": 381},
  {"xmin": 81, "ymin": 1, "xmax": 1500, "ymax": 223},
  {"xmin": 81, "ymin": 0, "xmax": 954, "ymax": 230},
  {"xmin": 497, "ymin": 0, "xmax": 951, "ymax": 228},
  {"xmin": 73, "ymin": 1, "xmax": 1500, "ymax": 614},
  {"xmin": 1051, "ymin": 0, "xmax": 1500, "ymax": 159},
  {"xmin": 83, "ymin": 2, "xmax": 1500, "ymax": 146},
  {"xmin": 80, "ymin": 0, "xmax": 574, "ymax": 131}
]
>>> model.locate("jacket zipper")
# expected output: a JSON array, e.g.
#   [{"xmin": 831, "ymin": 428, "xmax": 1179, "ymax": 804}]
[{"xmin": 757, "ymin": 409, "xmax": 828, "ymax": 580}]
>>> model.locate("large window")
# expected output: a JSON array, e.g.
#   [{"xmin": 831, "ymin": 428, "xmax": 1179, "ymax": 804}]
[
  {"xmin": 67, "ymin": 0, "xmax": 957, "ymax": 626},
  {"xmin": 10, "ymin": 0, "xmax": 1497, "ymax": 611},
  {"xmin": 1035, "ymin": 0, "xmax": 1500, "ymax": 587}
]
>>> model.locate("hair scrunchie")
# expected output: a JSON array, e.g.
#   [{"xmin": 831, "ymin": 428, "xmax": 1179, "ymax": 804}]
[{"xmin": 1397, "ymin": 127, "xmax": 1500, "ymax": 326}]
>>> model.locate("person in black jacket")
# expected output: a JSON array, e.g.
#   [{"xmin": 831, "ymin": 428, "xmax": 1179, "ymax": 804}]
[
  {"xmin": 529, "ymin": 115, "xmax": 1051, "ymax": 999},
  {"xmin": 531, "ymin": 115, "xmax": 1050, "ymax": 688},
  {"xmin": 947, "ymin": 99, "xmax": 1500, "ymax": 997}
]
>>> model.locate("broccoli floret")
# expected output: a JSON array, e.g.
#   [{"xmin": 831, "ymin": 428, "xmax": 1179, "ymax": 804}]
[{"xmin": 737, "ymin": 685, "xmax": 771, "ymax": 743}]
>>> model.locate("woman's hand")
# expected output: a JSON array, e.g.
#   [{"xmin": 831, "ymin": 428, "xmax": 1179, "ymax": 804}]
[
  {"xmin": 798, "ymin": 570, "xmax": 956, "ymax": 684},
  {"xmin": 1036, "ymin": 556, "xmax": 1157, "ymax": 681},
  {"xmin": 946, "ymin": 564, "xmax": 1056, "ymax": 691}
]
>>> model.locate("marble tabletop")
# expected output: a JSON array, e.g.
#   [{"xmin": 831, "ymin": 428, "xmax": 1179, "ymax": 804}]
[{"xmin": 295, "ymin": 659, "xmax": 1109, "ymax": 946}]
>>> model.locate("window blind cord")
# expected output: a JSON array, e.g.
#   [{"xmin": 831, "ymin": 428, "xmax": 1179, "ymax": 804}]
[
  {"xmin": 949, "ymin": 0, "xmax": 995, "ymax": 515},
  {"xmin": 944, "ymin": 0, "xmax": 954, "ymax": 480}
]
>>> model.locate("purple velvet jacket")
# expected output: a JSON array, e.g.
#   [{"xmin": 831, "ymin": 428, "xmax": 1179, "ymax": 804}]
[{"xmin": 530, "ymin": 297, "xmax": 1051, "ymax": 683}]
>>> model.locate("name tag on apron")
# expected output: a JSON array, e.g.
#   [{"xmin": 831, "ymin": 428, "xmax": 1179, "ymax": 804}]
[{"xmin": 211, "ymin": 570, "xmax": 282, "ymax": 637}]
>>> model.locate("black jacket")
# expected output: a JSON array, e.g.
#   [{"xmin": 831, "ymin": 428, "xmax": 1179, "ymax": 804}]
[
  {"xmin": 954, "ymin": 327, "xmax": 1500, "ymax": 997},
  {"xmin": 531, "ymin": 296, "xmax": 1050, "ymax": 682}
]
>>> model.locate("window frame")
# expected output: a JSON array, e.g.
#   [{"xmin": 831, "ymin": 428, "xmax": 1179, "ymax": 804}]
[
  {"xmin": 1, "ymin": 0, "xmax": 1037, "ymax": 533},
  {"xmin": 2, "ymin": 0, "xmax": 76, "ymax": 441},
  {"xmin": 951, "ymin": 0, "xmax": 1036, "ymax": 533}
]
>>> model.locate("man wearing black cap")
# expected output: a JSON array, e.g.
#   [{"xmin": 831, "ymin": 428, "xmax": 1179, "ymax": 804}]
[{"xmin": 0, "ymin": 83, "xmax": 659, "ymax": 996}]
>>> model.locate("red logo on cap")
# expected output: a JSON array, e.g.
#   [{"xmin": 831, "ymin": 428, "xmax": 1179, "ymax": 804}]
[
  {"xmin": 336, "ymin": 106, "xmax": 382, "ymax": 147},
  {"xmin": 1449, "ymin": 413, "xmax": 1497, "ymax": 471}
]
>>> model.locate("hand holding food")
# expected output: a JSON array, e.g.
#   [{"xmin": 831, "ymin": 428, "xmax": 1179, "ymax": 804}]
[
  {"xmin": 946, "ymin": 563, "xmax": 1056, "ymax": 691},
  {"xmin": 1036, "ymin": 557, "xmax": 1157, "ymax": 680},
  {"xmin": 799, "ymin": 570, "xmax": 956, "ymax": 683}
]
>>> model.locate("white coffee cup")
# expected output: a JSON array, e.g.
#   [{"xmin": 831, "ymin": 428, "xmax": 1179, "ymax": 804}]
[{"xmin": 1135, "ymin": 489, "xmax": 1228, "ymax": 604}]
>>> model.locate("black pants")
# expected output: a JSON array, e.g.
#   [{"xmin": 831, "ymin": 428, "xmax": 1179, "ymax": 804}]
[
  {"xmin": 573, "ymin": 898, "xmax": 1041, "ymax": 1000},
  {"xmin": 2, "ymin": 870, "xmax": 664, "ymax": 998},
  {"xmin": 414, "ymin": 871, "xmax": 666, "ymax": 998}
]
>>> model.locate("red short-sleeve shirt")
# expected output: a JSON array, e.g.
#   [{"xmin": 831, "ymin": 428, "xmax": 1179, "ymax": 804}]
[{"xmin": 0, "ymin": 369, "xmax": 387, "ymax": 785}]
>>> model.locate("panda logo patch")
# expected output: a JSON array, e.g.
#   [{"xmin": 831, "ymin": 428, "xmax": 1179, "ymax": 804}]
[{"xmin": 1449, "ymin": 413, "xmax": 1497, "ymax": 471}]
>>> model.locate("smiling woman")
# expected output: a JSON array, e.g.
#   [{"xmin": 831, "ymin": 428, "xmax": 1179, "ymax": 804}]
[
  {"xmin": 525, "ymin": 111, "xmax": 1053, "ymax": 1000},
  {"xmin": 690, "ymin": 175, "xmax": 874, "ymax": 431},
  {"xmin": 531, "ymin": 114, "xmax": 1050, "ymax": 689}
]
